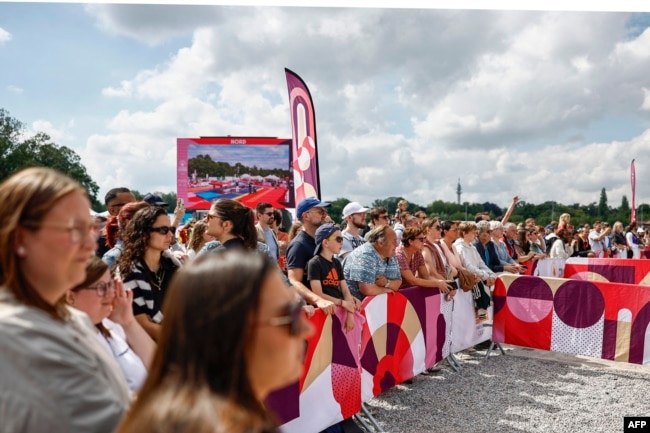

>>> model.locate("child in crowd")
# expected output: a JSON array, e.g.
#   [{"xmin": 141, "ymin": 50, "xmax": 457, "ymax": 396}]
[{"xmin": 307, "ymin": 223, "xmax": 360, "ymax": 333}]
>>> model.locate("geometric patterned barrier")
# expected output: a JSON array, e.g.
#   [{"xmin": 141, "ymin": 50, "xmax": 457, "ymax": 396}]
[
  {"xmin": 493, "ymin": 274, "xmax": 650, "ymax": 365},
  {"xmin": 565, "ymin": 257, "xmax": 650, "ymax": 285}
]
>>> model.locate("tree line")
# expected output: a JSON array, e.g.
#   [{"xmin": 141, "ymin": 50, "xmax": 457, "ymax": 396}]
[{"xmin": 1, "ymin": 108, "xmax": 645, "ymax": 222}]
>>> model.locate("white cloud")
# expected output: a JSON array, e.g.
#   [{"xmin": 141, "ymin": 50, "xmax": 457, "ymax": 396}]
[
  {"xmin": 75, "ymin": 7, "xmax": 650, "ymax": 210},
  {"xmin": 0, "ymin": 27, "xmax": 11, "ymax": 44},
  {"xmin": 7, "ymin": 85, "xmax": 23, "ymax": 94}
]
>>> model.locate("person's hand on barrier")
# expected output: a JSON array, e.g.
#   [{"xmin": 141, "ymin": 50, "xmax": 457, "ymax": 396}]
[
  {"xmin": 341, "ymin": 299, "xmax": 356, "ymax": 314},
  {"xmin": 486, "ymin": 276, "xmax": 496, "ymax": 287},
  {"xmin": 344, "ymin": 313, "xmax": 355, "ymax": 333},
  {"xmin": 374, "ymin": 275, "xmax": 387, "ymax": 288},
  {"xmin": 315, "ymin": 297, "xmax": 336, "ymax": 315},
  {"xmin": 302, "ymin": 304, "xmax": 316, "ymax": 318}
]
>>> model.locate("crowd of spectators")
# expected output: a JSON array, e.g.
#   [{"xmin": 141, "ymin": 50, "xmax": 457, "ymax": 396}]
[{"xmin": 2, "ymin": 167, "xmax": 649, "ymax": 433}]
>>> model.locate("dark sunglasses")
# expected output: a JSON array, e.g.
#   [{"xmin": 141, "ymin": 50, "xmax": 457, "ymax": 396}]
[
  {"xmin": 263, "ymin": 212, "xmax": 274, "ymax": 217},
  {"xmin": 266, "ymin": 298, "xmax": 307, "ymax": 336},
  {"xmin": 150, "ymin": 226, "xmax": 176, "ymax": 235},
  {"xmin": 433, "ymin": 225, "xmax": 441, "ymax": 230},
  {"xmin": 328, "ymin": 235, "xmax": 344, "ymax": 243}
]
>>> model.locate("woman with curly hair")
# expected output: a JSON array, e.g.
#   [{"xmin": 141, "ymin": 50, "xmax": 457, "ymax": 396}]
[
  {"xmin": 117, "ymin": 250, "xmax": 313, "ymax": 433},
  {"xmin": 117, "ymin": 206, "xmax": 182, "ymax": 342},
  {"xmin": 102, "ymin": 201, "xmax": 151, "ymax": 269}
]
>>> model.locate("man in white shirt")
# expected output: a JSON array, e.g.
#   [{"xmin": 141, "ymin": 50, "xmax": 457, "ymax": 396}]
[
  {"xmin": 588, "ymin": 220, "xmax": 611, "ymax": 258},
  {"xmin": 339, "ymin": 201, "xmax": 370, "ymax": 260}
]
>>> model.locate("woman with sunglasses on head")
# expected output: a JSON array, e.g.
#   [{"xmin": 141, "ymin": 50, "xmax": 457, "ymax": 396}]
[
  {"xmin": 199, "ymin": 199, "xmax": 270, "ymax": 258},
  {"xmin": 205, "ymin": 199, "xmax": 258, "ymax": 249},
  {"xmin": 0, "ymin": 167, "xmax": 130, "ymax": 432},
  {"xmin": 395, "ymin": 226, "xmax": 453, "ymax": 294},
  {"xmin": 117, "ymin": 250, "xmax": 314, "ymax": 433},
  {"xmin": 66, "ymin": 256, "xmax": 155, "ymax": 391},
  {"xmin": 117, "ymin": 206, "xmax": 182, "ymax": 342}
]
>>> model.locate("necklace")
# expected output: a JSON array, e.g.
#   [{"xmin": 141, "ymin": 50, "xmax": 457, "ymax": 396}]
[{"xmin": 149, "ymin": 266, "xmax": 166, "ymax": 291}]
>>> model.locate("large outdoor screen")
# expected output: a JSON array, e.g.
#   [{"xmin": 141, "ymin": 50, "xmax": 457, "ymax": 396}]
[{"xmin": 177, "ymin": 137, "xmax": 294, "ymax": 210}]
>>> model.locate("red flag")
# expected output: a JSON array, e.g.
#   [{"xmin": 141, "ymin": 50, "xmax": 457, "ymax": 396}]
[
  {"xmin": 285, "ymin": 68, "xmax": 321, "ymax": 204},
  {"xmin": 631, "ymin": 159, "xmax": 636, "ymax": 223}
]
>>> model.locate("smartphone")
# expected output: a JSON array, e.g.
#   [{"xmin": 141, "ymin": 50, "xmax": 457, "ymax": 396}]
[
  {"xmin": 446, "ymin": 280, "xmax": 459, "ymax": 291},
  {"xmin": 178, "ymin": 198, "xmax": 184, "ymax": 208}
]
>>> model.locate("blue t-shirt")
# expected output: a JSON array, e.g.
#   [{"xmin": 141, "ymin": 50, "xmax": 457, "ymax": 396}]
[{"xmin": 343, "ymin": 241, "xmax": 401, "ymax": 300}]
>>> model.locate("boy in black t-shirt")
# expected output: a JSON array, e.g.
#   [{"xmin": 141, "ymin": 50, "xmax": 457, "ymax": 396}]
[{"xmin": 307, "ymin": 223, "xmax": 360, "ymax": 333}]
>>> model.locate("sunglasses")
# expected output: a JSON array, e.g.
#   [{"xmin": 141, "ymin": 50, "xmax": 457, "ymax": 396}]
[
  {"xmin": 415, "ymin": 236, "xmax": 427, "ymax": 241},
  {"xmin": 328, "ymin": 235, "xmax": 344, "ymax": 243},
  {"xmin": 150, "ymin": 226, "xmax": 176, "ymax": 235},
  {"xmin": 263, "ymin": 212, "xmax": 274, "ymax": 217},
  {"xmin": 265, "ymin": 298, "xmax": 306, "ymax": 336},
  {"xmin": 433, "ymin": 225, "xmax": 441, "ymax": 230},
  {"xmin": 206, "ymin": 213, "xmax": 219, "ymax": 221}
]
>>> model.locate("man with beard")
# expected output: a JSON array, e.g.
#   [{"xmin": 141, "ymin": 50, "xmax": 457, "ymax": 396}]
[
  {"xmin": 339, "ymin": 201, "xmax": 370, "ymax": 260},
  {"xmin": 255, "ymin": 202, "xmax": 279, "ymax": 262},
  {"xmin": 287, "ymin": 197, "xmax": 336, "ymax": 314}
]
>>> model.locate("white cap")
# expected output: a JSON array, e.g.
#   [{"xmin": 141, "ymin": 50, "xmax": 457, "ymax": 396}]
[{"xmin": 342, "ymin": 201, "xmax": 370, "ymax": 219}]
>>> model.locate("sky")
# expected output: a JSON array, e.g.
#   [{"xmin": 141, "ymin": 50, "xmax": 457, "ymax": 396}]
[{"xmin": 1, "ymin": 1, "xmax": 650, "ymax": 210}]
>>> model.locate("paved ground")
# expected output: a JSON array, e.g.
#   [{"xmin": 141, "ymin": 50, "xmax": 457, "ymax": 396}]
[{"xmin": 359, "ymin": 344, "xmax": 650, "ymax": 433}]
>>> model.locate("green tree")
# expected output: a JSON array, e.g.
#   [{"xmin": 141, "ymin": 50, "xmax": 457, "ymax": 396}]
[
  {"xmin": 598, "ymin": 187, "xmax": 609, "ymax": 221},
  {"xmin": 327, "ymin": 197, "xmax": 351, "ymax": 224},
  {"xmin": 0, "ymin": 109, "xmax": 101, "ymax": 208}
]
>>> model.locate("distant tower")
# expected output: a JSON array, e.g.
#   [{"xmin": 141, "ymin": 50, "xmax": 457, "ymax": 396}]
[{"xmin": 456, "ymin": 178, "xmax": 462, "ymax": 205}]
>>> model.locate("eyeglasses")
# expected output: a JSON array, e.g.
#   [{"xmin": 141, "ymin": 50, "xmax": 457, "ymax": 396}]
[
  {"xmin": 206, "ymin": 213, "xmax": 219, "ymax": 221},
  {"xmin": 263, "ymin": 212, "xmax": 274, "ymax": 217},
  {"xmin": 151, "ymin": 226, "xmax": 176, "ymax": 235},
  {"xmin": 327, "ymin": 235, "xmax": 344, "ymax": 243},
  {"xmin": 415, "ymin": 236, "xmax": 427, "ymax": 242},
  {"xmin": 433, "ymin": 225, "xmax": 441, "ymax": 230},
  {"xmin": 378, "ymin": 215, "xmax": 389, "ymax": 220},
  {"xmin": 308, "ymin": 208, "xmax": 327, "ymax": 216},
  {"xmin": 25, "ymin": 219, "xmax": 101, "ymax": 244},
  {"xmin": 264, "ymin": 298, "xmax": 307, "ymax": 336},
  {"xmin": 80, "ymin": 280, "xmax": 116, "ymax": 297}
]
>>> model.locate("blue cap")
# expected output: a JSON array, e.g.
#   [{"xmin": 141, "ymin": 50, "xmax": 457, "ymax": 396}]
[
  {"xmin": 143, "ymin": 193, "xmax": 167, "ymax": 207},
  {"xmin": 296, "ymin": 196, "xmax": 331, "ymax": 220},
  {"xmin": 314, "ymin": 223, "xmax": 340, "ymax": 255}
]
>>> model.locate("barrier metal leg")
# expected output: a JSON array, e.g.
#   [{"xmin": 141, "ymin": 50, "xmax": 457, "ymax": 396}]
[
  {"xmin": 447, "ymin": 353, "xmax": 461, "ymax": 371},
  {"xmin": 352, "ymin": 402, "xmax": 385, "ymax": 433},
  {"xmin": 484, "ymin": 341, "xmax": 506, "ymax": 359}
]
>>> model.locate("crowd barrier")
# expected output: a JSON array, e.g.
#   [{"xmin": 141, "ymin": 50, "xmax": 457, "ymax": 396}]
[
  {"xmin": 268, "ymin": 283, "xmax": 493, "ymax": 433},
  {"xmin": 493, "ymin": 273, "xmax": 650, "ymax": 365},
  {"xmin": 268, "ymin": 263, "xmax": 650, "ymax": 433},
  {"xmin": 564, "ymin": 257, "xmax": 650, "ymax": 284}
]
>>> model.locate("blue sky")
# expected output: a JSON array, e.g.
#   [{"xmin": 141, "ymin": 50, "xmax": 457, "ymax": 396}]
[{"xmin": 2, "ymin": 2, "xmax": 650, "ymax": 211}]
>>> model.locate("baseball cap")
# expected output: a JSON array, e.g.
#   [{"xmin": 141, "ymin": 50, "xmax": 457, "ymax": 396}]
[
  {"xmin": 143, "ymin": 193, "xmax": 167, "ymax": 207},
  {"xmin": 314, "ymin": 223, "xmax": 340, "ymax": 255},
  {"xmin": 296, "ymin": 196, "xmax": 331, "ymax": 220},
  {"xmin": 342, "ymin": 201, "xmax": 370, "ymax": 219}
]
